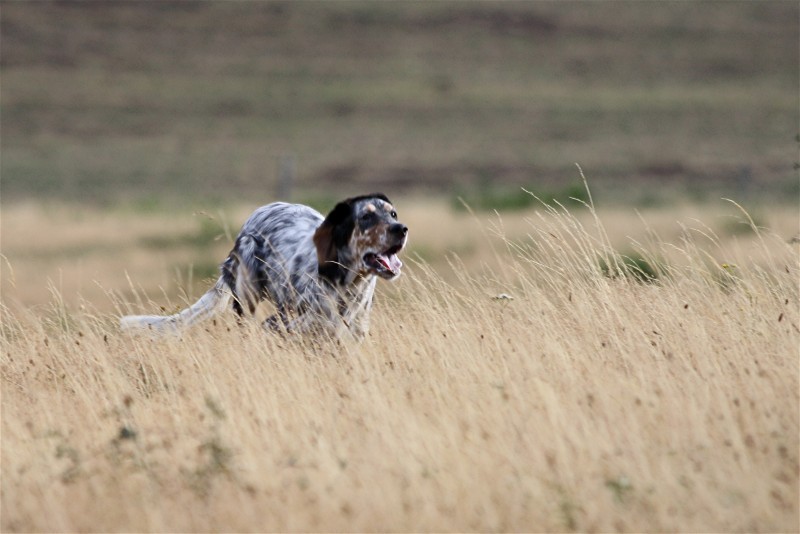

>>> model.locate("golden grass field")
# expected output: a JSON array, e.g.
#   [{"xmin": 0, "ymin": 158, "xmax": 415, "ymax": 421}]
[{"xmin": 1, "ymin": 195, "xmax": 798, "ymax": 532}]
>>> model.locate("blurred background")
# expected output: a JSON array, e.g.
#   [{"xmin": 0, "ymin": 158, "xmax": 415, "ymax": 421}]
[{"xmin": 1, "ymin": 1, "xmax": 798, "ymax": 308}]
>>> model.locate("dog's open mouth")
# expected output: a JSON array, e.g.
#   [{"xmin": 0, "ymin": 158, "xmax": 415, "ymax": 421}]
[{"xmin": 364, "ymin": 244, "xmax": 404, "ymax": 278}]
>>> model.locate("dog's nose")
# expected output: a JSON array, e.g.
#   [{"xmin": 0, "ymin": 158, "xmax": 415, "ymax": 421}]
[{"xmin": 390, "ymin": 223, "xmax": 408, "ymax": 237}]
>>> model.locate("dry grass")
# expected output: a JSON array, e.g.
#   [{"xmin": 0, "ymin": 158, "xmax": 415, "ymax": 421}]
[
  {"xmin": 2, "ymin": 197, "xmax": 798, "ymax": 309},
  {"xmin": 2, "ymin": 199, "xmax": 799, "ymax": 532}
]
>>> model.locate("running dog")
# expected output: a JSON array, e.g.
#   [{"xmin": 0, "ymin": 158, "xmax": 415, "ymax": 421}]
[{"xmin": 120, "ymin": 193, "xmax": 408, "ymax": 340}]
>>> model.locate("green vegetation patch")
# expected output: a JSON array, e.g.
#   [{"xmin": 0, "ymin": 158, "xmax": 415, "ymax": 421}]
[
  {"xmin": 453, "ymin": 182, "xmax": 590, "ymax": 212},
  {"xmin": 598, "ymin": 251, "xmax": 666, "ymax": 284}
]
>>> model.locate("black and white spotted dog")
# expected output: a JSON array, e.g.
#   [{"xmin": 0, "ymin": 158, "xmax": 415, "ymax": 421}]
[{"xmin": 120, "ymin": 194, "xmax": 408, "ymax": 340}]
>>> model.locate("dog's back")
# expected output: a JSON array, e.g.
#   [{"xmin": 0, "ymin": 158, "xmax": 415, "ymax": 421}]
[
  {"xmin": 120, "ymin": 202, "xmax": 322, "ymax": 333},
  {"xmin": 220, "ymin": 202, "xmax": 324, "ymax": 317}
]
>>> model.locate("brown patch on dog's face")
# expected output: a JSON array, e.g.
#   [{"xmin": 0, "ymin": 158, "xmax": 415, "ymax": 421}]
[{"xmin": 350, "ymin": 197, "xmax": 408, "ymax": 280}]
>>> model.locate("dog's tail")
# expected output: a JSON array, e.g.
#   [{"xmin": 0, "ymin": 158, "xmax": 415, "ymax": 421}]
[{"xmin": 120, "ymin": 277, "xmax": 231, "ymax": 333}]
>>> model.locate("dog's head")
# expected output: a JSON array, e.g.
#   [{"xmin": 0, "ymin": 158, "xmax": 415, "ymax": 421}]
[{"xmin": 313, "ymin": 193, "xmax": 408, "ymax": 284}]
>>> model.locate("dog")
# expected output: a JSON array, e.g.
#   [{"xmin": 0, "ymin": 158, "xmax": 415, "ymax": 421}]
[{"xmin": 120, "ymin": 193, "xmax": 408, "ymax": 340}]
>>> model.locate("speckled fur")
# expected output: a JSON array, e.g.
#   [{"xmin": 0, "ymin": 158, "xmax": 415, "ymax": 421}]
[{"xmin": 120, "ymin": 194, "xmax": 407, "ymax": 340}]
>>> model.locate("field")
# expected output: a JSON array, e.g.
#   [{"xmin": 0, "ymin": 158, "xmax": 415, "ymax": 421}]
[
  {"xmin": 2, "ymin": 2, "xmax": 798, "ymax": 203},
  {"xmin": 2, "ymin": 2, "xmax": 799, "ymax": 532},
  {"xmin": 2, "ymin": 193, "xmax": 799, "ymax": 531}
]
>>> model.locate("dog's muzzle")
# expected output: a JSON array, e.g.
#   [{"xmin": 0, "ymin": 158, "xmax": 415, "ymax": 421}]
[{"xmin": 364, "ymin": 224, "xmax": 408, "ymax": 279}]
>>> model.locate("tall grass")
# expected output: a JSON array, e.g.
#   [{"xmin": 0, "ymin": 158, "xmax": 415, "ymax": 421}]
[{"xmin": 2, "ymin": 201, "xmax": 798, "ymax": 532}]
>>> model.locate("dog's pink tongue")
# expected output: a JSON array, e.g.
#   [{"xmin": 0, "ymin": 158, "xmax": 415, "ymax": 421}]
[
  {"xmin": 378, "ymin": 253, "xmax": 403, "ymax": 274},
  {"xmin": 387, "ymin": 254, "xmax": 402, "ymax": 273}
]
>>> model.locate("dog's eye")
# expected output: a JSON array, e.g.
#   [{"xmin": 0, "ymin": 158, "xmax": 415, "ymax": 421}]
[
  {"xmin": 390, "ymin": 210, "xmax": 397, "ymax": 219},
  {"xmin": 361, "ymin": 212, "xmax": 375, "ymax": 222}
]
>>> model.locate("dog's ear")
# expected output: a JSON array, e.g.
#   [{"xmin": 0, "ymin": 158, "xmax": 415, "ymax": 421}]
[{"xmin": 313, "ymin": 200, "xmax": 355, "ymax": 283}]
